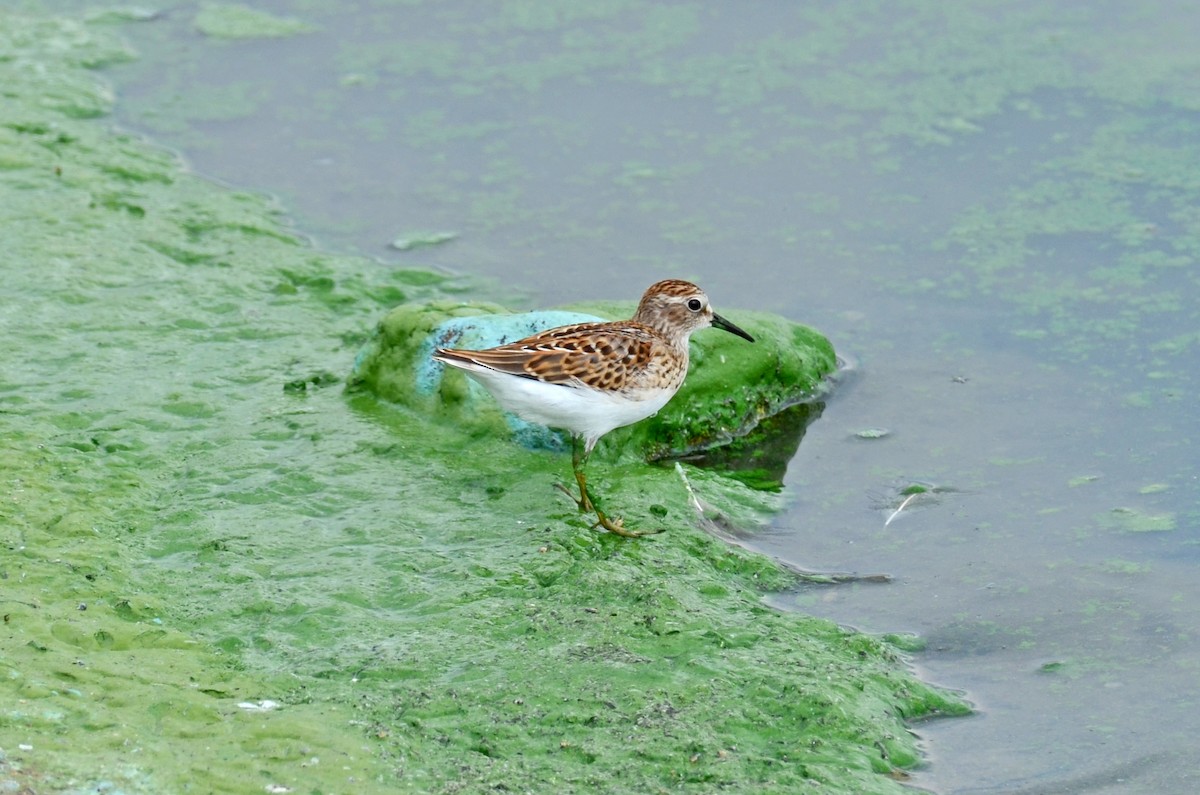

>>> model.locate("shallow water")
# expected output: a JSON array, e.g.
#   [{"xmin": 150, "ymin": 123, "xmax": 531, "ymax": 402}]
[{"xmin": 67, "ymin": 1, "xmax": 1200, "ymax": 791}]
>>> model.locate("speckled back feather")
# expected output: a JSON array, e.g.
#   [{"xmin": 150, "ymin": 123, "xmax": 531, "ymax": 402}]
[{"xmin": 434, "ymin": 321, "xmax": 682, "ymax": 394}]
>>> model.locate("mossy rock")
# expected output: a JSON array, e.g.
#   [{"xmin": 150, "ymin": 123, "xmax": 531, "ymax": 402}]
[{"xmin": 349, "ymin": 298, "xmax": 837, "ymax": 461}]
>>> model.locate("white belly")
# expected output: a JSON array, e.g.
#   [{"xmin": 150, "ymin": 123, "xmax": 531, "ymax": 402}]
[{"xmin": 455, "ymin": 365, "xmax": 675, "ymax": 449}]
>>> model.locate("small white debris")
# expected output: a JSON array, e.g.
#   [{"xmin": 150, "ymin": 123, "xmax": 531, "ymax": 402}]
[
  {"xmin": 18, "ymin": 744, "xmax": 33, "ymax": 751},
  {"xmin": 390, "ymin": 231, "xmax": 457, "ymax": 251},
  {"xmin": 265, "ymin": 786, "xmax": 293, "ymax": 794},
  {"xmin": 238, "ymin": 699, "xmax": 280, "ymax": 712},
  {"xmin": 884, "ymin": 493, "xmax": 919, "ymax": 527}
]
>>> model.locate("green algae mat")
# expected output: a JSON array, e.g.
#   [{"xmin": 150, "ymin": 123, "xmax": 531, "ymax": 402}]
[{"xmin": 0, "ymin": 10, "xmax": 966, "ymax": 793}]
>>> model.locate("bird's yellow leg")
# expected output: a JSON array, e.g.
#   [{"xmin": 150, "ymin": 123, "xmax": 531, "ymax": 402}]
[
  {"xmin": 571, "ymin": 436, "xmax": 595, "ymax": 513},
  {"xmin": 560, "ymin": 437, "xmax": 661, "ymax": 538}
]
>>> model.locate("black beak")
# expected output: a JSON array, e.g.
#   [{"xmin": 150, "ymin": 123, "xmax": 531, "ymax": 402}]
[{"xmin": 711, "ymin": 312, "xmax": 754, "ymax": 343}]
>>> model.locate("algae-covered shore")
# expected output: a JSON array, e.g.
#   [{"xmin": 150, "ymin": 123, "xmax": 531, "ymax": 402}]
[{"xmin": 0, "ymin": 9, "xmax": 965, "ymax": 793}]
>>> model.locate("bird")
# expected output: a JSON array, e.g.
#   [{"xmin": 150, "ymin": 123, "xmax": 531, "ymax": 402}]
[{"xmin": 432, "ymin": 279, "xmax": 754, "ymax": 537}]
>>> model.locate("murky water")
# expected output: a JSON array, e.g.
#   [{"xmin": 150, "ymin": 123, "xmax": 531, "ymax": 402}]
[{"xmin": 69, "ymin": 1, "xmax": 1200, "ymax": 791}]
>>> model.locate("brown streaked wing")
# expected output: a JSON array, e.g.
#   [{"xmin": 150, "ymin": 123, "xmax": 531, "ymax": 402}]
[{"xmin": 444, "ymin": 322, "xmax": 659, "ymax": 390}]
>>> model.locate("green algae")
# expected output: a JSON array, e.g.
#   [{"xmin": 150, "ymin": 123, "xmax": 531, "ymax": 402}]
[
  {"xmin": 0, "ymin": 11, "xmax": 443, "ymax": 791},
  {"xmin": 0, "ymin": 437, "xmax": 380, "ymax": 793},
  {"xmin": 194, "ymin": 3, "xmax": 316, "ymax": 40},
  {"xmin": 1102, "ymin": 507, "xmax": 1177, "ymax": 534},
  {"xmin": 1099, "ymin": 559, "xmax": 1152, "ymax": 576},
  {"xmin": 0, "ymin": 7, "xmax": 967, "ymax": 793}
]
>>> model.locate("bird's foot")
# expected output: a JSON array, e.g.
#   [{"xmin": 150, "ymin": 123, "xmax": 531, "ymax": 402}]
[{"xmin": 591, "ymin": 508, "xmax": 663, "ymax": 539}]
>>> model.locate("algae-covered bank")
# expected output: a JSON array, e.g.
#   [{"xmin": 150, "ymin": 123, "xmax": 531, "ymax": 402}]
[{"xmin": 0, "ymin": 9, "xmax": 965, "ymax": 793}]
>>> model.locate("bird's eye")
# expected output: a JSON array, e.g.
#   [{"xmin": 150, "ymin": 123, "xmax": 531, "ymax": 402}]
[{"xmin": 686, "ymin": 298, "xmax": 703, "ymax": 311}]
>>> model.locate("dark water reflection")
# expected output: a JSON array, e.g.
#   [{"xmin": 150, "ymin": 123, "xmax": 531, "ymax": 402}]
[
  {"xmin": 79, "ymin": 1, "xmax": 1200, "ymax": 791},
  {"xmin": 670, "ymin": 400, "xmax": 826, "ymax": 491}
]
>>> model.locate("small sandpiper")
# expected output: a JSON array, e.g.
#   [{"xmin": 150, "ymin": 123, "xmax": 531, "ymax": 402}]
[{"xmin": 433, "ymin": 279, "xmax": 754, "ymax": 537}]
